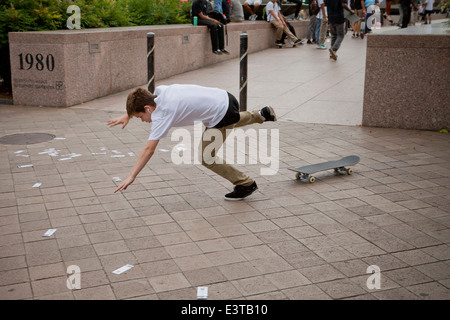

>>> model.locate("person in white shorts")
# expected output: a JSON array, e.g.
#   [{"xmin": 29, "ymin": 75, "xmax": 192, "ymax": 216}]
[{"xmin": 243, "ymin": 0, "xmax": 262, "ymax": 20}]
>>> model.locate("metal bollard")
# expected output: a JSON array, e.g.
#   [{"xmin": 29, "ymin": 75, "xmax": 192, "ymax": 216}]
[
  {"xmin": 239, "ymin": 33, "xmax": 248, "ymax": 112},
  {"xmin": 147, "ymin": 32, "xmax": 155, "ymax": 93}
]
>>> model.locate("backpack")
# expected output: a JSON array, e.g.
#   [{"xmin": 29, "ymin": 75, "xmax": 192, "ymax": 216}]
[
  {"xmin": 310, "ymin": 0, "xmax": 320, "ymax": 16},
  {"xmin": 208, "ymin": 9, "xmax": 228, "ymax": 24}
]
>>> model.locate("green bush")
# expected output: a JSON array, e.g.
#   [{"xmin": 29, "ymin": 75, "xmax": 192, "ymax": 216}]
[{"xmin": 0, "ymin": 0, "xmax": 192, "ymax": 94}]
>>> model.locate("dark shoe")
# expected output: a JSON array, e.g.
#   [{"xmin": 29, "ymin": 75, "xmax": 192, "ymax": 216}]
[
  {"xmin": 225, "ymin": 182, "xmax": 258, "ymax": 201},
  {"xmin": 260, "ymin": 106, "xmax": 277, "ymax": 122},
  {"xmin": 307, "ymin": 39, "xmax": 312, "ymax": 44},
  {"xmin": 275, "ymin": 40, "xmax": 283, "ymax": 47},
  {"xmin": 294, "ymin": 39, "xmax": 303, "ymax": 45},
  {"xmin": 213, "ymin": 50, "xmax": 223, "ymax": 55},
  {"xmin": 221, "ymin": 48, "xmax": 230, "ymax": 55}
]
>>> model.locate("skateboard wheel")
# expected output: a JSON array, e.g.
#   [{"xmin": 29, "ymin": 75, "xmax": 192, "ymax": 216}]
[
  {"xmin": 308, "ymin": 176, "xmax": 315, "ymax": 183},
  {"xmin": 346, "ymin": 168, "xmax": 353, "ymax": 175},
  {"xmin": 295, "ymin": 172, "xmax": 301, "ymax": 180}
]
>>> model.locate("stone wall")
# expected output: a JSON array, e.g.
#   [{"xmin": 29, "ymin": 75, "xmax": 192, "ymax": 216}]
[
  {"xmin": 362, "ymin": 24, "xmax": 450, "ymax": 131},
  {"xmin": 9, "ymin": 21, "xmax": 308, "ymax": 108}
]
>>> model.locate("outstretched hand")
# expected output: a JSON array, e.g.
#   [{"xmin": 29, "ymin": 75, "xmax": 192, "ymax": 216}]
[
  {"xmin": 107, "ymin": 114, "xmax": 130, "ymax": 129},
  {"xmin": 114, "ymin": 176, "xmax": 135, "ymax": 193}
]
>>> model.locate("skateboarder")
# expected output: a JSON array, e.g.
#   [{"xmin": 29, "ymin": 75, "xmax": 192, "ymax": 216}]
[{"xmin": 107, "ymin": 84, "xmax": 277, "ymax": 200}]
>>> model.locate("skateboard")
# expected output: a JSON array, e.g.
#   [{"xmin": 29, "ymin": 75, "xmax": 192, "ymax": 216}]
[
  {"xmin": 288, "ymin": 155, "xmax": 361, "ymax": 183},
  {"xmin": 360, "ymin": 14, "xmax": 366, "ymax": 39}
]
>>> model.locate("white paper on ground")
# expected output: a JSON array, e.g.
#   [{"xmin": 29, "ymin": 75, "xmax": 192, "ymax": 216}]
[
  {"xmin": 112, "ymin": 264, "xmax": 134, "ymax": 274},
  {"xmin": 197, "ymin": 287, "xmax": 208, "ymax": 299},
  {"xmin": 18, "ymin": 164, "xmax": 33, "ymax": 168},
  {"xmin": 43, "ymin": 229, "xmax": 57, "ymax": 237},
  {"xmin": 32, "ymin": 182, "xmax": 42, "ymax": 188}
]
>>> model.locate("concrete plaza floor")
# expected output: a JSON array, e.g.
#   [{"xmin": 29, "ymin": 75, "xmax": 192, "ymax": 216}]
[{"xmin": 0, "ymin": 22, "xmax": 449, "ymax": 300}]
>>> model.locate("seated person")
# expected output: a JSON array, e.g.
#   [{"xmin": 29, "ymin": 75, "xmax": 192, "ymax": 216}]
[
  {"xmin": 243, "ymin": 0, "xmax": 262, "ymax": 20},
  {"xmin": 191, "ymin": 0, "xmax": 230, "ymax": 55}
]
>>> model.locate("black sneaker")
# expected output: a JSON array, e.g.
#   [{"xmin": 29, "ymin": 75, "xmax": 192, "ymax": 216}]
[
  {"xmin": 260, "ymin": 106, "xmax": 277, "ymax": 122},
  {"xmin": 294, "ymin": 39, "xmax": 304, "ymax": 45},
  {"xmin": 225, "ymin": 182, "xmax": 258, "ymax": 201},
  {"xmin": 213, "ymin": 49, "xmax": 223, "ymax": 55},
  {"xmin": 221, "ymin": 49, "xmax": 230, "ymax": 55}
]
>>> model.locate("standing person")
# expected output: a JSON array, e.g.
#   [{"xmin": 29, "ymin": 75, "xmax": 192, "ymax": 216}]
[
  {"xmin": 214, "ymin": 0, "xmax": 223, "ymax": 14},
  {"xmin": 107, "ymin": 85, "xmax": 277, "ymax": 200},
  {"xmin": 286, "ymin": 0, "xmax": 304, "ymax": 19},
  {"xmin": 423, "ymin": 0, "xmax": 435, "ymax": 24},
  {"xmin": 383, "ymin": 0, "xmax": 394, "ymax": 23},
  {"xmin": 315, "ymin": 0, "xmax": 328, "ymax": 49},
  {"xmin": 191, "ymin": 0, "xmax": 230, "ymax": 55},
  {"xmin": 306, "ymin": 0, "xmax": 319, "ymax": 43},
  {"xmin": 411, "ymin": 0, "xmax": 421, "ymax": 25},
  {"xmin": 325, "ymin": 0, "xmax": 355, "ymax": 60},
  {"xmin": 399, "ymin": 0, "xmax": 417, "ymax": 28},
  {"xmin": 267, "ymin": 0, "xmax": 304, "ymax": 47},
  {"xmin": 350, "ymin": 0, "xmax": 364, "ymax": 37},
  {"xmin": 363, "ymin": 0, "xmax": 379, "ymax": 33},
  {"xmin": 243, "ymin": 0, "xmax": 262, "ymax": 20}
]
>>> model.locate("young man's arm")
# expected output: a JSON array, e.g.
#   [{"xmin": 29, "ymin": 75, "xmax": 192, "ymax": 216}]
[
  {"xmin": 107, "ymin": 114, "xmax": 130, "ymax": 129},
  {"xmin": 114, "ymin": 139, "xmax": 159, "ymax": 193}
]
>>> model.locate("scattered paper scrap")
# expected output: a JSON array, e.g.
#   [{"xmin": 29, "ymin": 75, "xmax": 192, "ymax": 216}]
[
  {"xmin": 16, "ymin": 154, "xmax": 30, "ymax": 157},
  {"xmin": 14, "ymin": 150, "xmax": 25, "ymax": 154},
  {"xmin": 111, "ymin": 155, "xmax": 125, "ymax": 158},
  {"xmin": 128, "ymin": 152, "xmax": 135, "ymax": 157},
  {"xmin": 91, "ymin": 152, "xmax": 107, "ymax": 155},
  {"xmin": 18, "ymin": 164, "xmax": 33, "ymax": 168},
  {"xmin": 112, "ymin": 264, "xmax": 134, "ymax": 275},
  {"xmin": 57, "ymin": 157, "xmax": 72, "ymax": 161},
  {"xmin": 158, "ymin": 149, "xmax": 169, "ymax": 152},
  {"xmin": 197, "ymin": 287, "xmax": 208, "ymax": 300},
  {"xmin": 100, "ymin": 147, "xmax": 107, "ymax": 151},
  {"xmin": 43, "ymin": 229, "xmax": 57, "ymax": 237},
  {"xmin": 112, "ymin": 177, "xmax": 122, "ymax": 182},
  {"xmin": 54, "ymin": 137, "xmax": 66, "ymax": 140},
  {"xmin": 111, "ymin": 150, "xmax": 121, "ymax": 154},
  {"xmin": 32, "ymin": 182, "xmax": 42, "ymax": 188},
  {"xmin": 39, "ymin": 148, "xmax": 60, "ymax": 156}
]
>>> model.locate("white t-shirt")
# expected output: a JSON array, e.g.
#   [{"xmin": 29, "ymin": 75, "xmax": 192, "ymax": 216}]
[
  {"xmin": 317, "ymin": 0, "xmax": 327, "ymax": 19},
  {"xmin": 149, "ymin": 84, "xmax": 228, "ymax": 140},
  {"xmin": 266, "ymin": 1, "xmax": 280, "ymax": 22},
  {"xmin": 425, "ymin": 0, "xmax": 435, "ymax": 10}
]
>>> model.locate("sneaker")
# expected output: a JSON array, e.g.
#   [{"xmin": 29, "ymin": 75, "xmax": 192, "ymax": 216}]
[
  {"xmin": 318, "ymin": 44, "xmax": 327, "ymax": 50},
  {"xmin": 294, "ymin": 39, "xmax": 303, "ymax": 45},
  {"xmin": 250, "ymin": 14, "xmax": 257, "ymax": 20},
  {"xmin": 213, "ymin": 49, "xmax": 223, "ymax": 55},
  {"xmin": 275, "ymin": 40, "xmax": 283, "ymax": 47},
  {"xmin": 260, "ymin": 106, "xmax": 277, "ymax": 122},
  {"xmin": 225, "ymin": 181, "xmax": 258, "ymax": 201},
  {"xmin": 329, "ymin": 48, "xmax": 337, "ymax": 61},
  {"xmin": 221, "ymin": 48, "xmax": 230, "ymax": 55},
  {"xmin": 307, "ymin": 39, "xmax": 312, "ymax": 44}
]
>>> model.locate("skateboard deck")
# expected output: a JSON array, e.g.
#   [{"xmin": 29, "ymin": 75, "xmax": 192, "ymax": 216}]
[
  {"xmin": 288, "ymin": 155, "xmax": 361, "ymax": 183},
  {"xmin": 360, "ymin": 14, "xmax": 366, "ymax": 39}
]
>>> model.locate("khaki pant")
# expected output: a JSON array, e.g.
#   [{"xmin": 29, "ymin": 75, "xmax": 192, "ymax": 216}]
[
  {"xmin": 201, "ymin": 109, "xmax": 263, "ymax": 186},
  {"xmin": 270, "ymin": 19, "xmax": 298, "ymax": 42}
]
